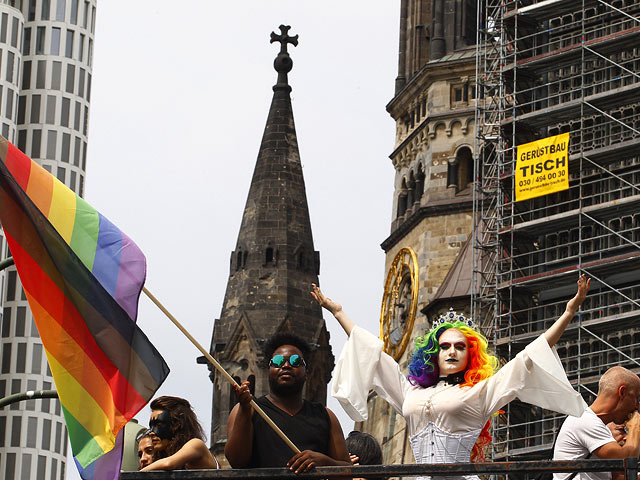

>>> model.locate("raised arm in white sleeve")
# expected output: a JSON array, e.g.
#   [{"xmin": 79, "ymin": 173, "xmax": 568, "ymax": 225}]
[
  {"xmin": 479, "ymin": 335, "xmax": 587, "ymax": 419},
  {"xmin": 331, "ymin": 326, "xmax": 412, "ymax": 422}
]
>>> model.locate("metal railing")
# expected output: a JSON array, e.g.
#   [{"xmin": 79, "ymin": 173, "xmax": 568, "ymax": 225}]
[{"xmin": 121, "ymin": 458, "xmax": 639, "ymax": 479}]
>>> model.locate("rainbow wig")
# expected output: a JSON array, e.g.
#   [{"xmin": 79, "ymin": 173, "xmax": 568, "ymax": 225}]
[
  {"xmin": 408, "ymin": 320, "xmax": 500, "ymax": 462},
  {"xmin": 408, "ymin": 320, "xmax": 498, "ymax": 389}
]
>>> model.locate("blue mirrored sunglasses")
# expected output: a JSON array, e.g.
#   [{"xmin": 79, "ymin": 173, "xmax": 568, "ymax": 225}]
[{"xmin": 269, "ymin": 354, "xmax": 306, "ymax": 368}]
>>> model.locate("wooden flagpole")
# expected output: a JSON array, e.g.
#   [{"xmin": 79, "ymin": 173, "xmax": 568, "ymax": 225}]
[{"xmin": 142, "ymin": 286, "xmax": 301, "ymax": 455}]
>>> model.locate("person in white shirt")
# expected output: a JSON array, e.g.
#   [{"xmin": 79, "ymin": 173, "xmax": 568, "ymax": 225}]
[{"xmin": 553, "ymin": 366, "xmax": 640, "ymax": 480}]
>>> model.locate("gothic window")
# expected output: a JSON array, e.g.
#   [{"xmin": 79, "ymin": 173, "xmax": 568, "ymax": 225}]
[
  {"xmin": 407, "ymin": 171, "xmax": 415, "ymax": 207},
  {"xmin": 414, "ymin": 166, "xmax": 425, "ymax": 204},
  {"xmin": 451, "ymin": 80, "xmax": 471, "ymax": 107},
  {"xmin": 264, "ymin": 243, "xmax": 278, "ymax": 266},
  {"xmin": 457, "ymin": 147, "xmax": 474, "ymax": 191},
  {"xmin": 397, "ymin": 178, "xmax": 408, "ymax": 218},
  {"xmin": 233, "ymin": 247, "xmax": 248, "ymax": 272},
  {"xmin": 451, "ymin": 86, "xmax": 463, "ymax": 104}
]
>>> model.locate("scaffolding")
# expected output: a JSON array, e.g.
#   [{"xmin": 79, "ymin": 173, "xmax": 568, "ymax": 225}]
[{"xmin": 473, "ymin": 0, "xmax": 640, "ymax": 472}]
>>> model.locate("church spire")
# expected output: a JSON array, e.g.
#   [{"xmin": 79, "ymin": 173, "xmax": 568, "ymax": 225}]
[{"xmin": 208, "ymin": 26, "xmax": 333, "ymax": 460}]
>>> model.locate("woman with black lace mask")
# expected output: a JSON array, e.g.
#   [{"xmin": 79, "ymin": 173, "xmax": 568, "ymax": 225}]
[{"xmin": 141, "ymin": 395, "xmax": 219, "ymax": 471}]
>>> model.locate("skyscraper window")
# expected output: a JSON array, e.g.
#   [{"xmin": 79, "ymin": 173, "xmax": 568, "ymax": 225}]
[
  {"xmin": 78, "ymin": 32, "xmax": 84, "ymax": 61},
  {"xmin": 51, "ymin": 61, "xmax": 61, "ymax": 89},
  {"xmin": 65, "ymin": 63, "xmax": 74, "ymax": 93},
  {"xmin": 22, "ymin": 453, "xmax": 32, "ymax": 477},
  {"xmin": 10, "ymin": 17, "xmax": 18, "ymax": 47},
  {"xmin": 50, "ymin": 27, "xmax": 60, "ymax": 55},
  {"xmin": 1, "ymin": 13, "xmax": 7, "ymax": 43},
  {"xmin": 46, "ymin": 129, "xmax": 56, "ymax": 156},
  {"xmin": 45, "ymin": 96, "xmax": 55, "ymax": 124},
  {"xmin": 41, "ymin": 0, "xmax": 51, "ymax": 21},
  {"xmin": 26, "ymin": 418, "xmax": 37, "ymax": 448},
  {"xmin": 65, "ymin": 29, "xmax": 73, "ymax": 58},
  {"xmin": 60, "ymin": 97, "xmax": 69, "ymax": 126},
  {"xmin": 1, "ymin": 344, "xmax": 11, "ymax": 373},
  {"xmin": 14, "ymin": 306, "xmax": 24, "ymax": 336},
  {"xmin": 31, "ymin": 343, "xmax": 42, "ymax": 374},
  {"xmin": 41, "ymin": 419, "xmax": 51, "ymax": 450},
  {"xmin": 22, "ymin": 26, "xmax": 30, "ymax": 54},
  {"xmin": 56, "ymin": 0, "xmax": 66, "ymax": 22},
  {"xmin": 16, "ymin": 342, "xmax": 26, "ymax": 373},
  {"xmin": 4, "ymin": 88, "xmax": 12, "ymax": 120},
  {"xmin": 30, "ymin": 94, "xmax": 41, "ymax": 123},
  {"xmin": 35, "ymin": 25, "xmax": 45, "ymax": 54},
  {"xmin": 73, "ymin": 100, "xmax": 79, "ymax": 129},
  {"xmin": 21, "ymin": 61, "xmax": 30, "ymax": 89},
  {"xmin": 1, "ymin": 310, "xmax": 9, "ymax": 337},
  {"xmin": 28, "ymin": 0, "xmax": 36, "ymax": 21},
  {"xmin": 6, "ymin": 50, "xmax": 14, "ymax": 81},
  {"xmin": 70, "ymin": 0, "xmax": 77, "ymax": 25},
  {"xmin": 61, "ymin": 132, "xmax": 70, "ymax": 159},
  {"xmin": 78, "ymin": 68, "xmax": 84, "ymax": 97},
  {"xmin": 32, "ymin": 129, "xmax": 42, "ymax": 157},
  {"xmin": 36, "ymin": 60, "xmax": 46, "ymax": 88},
  {"xmin": 82, "ymin": 1, "xmax": 88, "ymax": 28},
  {"xmin": 4, "ymin": 452, "xmax": 15, "ymax": 477}
]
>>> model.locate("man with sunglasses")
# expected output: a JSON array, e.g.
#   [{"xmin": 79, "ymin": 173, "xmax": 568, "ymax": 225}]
[{"xmin": 226, "ymin": 333, "xmax": 351, "ymax": 473}]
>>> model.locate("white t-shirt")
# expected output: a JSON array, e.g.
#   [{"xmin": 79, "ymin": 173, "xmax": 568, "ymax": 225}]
[{"xmin": 553, "ymin": 407, "xmax": 617, "ymax": 480}]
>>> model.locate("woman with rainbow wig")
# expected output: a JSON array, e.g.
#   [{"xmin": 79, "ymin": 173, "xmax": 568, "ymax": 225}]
[{"xmin": 311, "ymin": 275, "xmax": 591, "ymax": 479}]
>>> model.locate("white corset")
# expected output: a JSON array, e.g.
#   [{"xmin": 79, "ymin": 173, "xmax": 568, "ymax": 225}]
[{"xmin": 409, "ymin": 422, "xmax": 481, "ymax": 480}]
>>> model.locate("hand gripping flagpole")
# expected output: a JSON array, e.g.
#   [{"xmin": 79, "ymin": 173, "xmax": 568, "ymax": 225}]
[{"xmin": 142, "ymin": 287, "xmax": 301, "ymax": 455}]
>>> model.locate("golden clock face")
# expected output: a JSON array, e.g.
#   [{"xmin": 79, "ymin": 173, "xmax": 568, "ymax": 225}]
[{"xmin": 380, "ymin": 247, "xmax": 419, "ymax": 361}]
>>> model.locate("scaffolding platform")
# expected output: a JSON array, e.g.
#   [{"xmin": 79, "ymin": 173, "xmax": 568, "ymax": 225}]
[{"xmin": 473, "ymin": 0, "xmax": 640, "ymax": 469}]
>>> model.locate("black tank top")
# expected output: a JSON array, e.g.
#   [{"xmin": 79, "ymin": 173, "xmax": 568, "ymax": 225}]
[{"xmin": 247, "ymin": 396, "xmax": 331, "ymax": 468}]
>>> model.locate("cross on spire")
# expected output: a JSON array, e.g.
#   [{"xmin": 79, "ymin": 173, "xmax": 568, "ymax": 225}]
[
  {"xmin": 270, "ymin": 25, "xmax": 298, "ymax": 88},
  {"xmin": 270, "ymin": 25, "xmax": 298, "ymax": 55}
]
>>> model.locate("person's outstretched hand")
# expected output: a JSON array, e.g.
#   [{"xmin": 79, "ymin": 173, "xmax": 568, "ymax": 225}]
[
  {"xmin": 566, "ymin": 274, "xmax": 591, "ymax": 314},
  {"xmin": 310, "ymin": 284, "xmax": 342, "ymax": 316}
]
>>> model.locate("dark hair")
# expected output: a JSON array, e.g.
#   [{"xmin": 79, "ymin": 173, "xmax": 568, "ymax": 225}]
[
  {"xmin": 346, "ymin": 431, "xmax": 383, "ymax": 466},
  {"xmin": 135, "ymin": 428, "xmax": 153, "ymax": 446},
  {"xmin": 149, "ymin": 396, "xmax": 206, "ymax": 459},
  {"xmin": 264, "ymin": 332, "xmax": 311, "ymax": 365}
]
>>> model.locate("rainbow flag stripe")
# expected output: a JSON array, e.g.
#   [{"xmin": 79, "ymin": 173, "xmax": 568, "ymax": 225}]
[{"xmin": 0, "ymin": 138, "xmax": 169, "ymax": 471}]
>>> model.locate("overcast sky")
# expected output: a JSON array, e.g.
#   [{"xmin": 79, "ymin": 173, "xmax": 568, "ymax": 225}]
[{"xmin": 68, "ymin": 1, "xmax": 400, "ymax": 477}]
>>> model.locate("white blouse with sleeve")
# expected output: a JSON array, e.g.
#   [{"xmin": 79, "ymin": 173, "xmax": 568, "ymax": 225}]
[{"xmin": 331, "ymin": 326, "xmax": 587, "ymax": 477}]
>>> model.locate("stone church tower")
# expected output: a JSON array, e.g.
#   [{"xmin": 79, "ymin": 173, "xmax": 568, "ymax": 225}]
[
  {"xmin": 358, "ymin": 0, "xmax": 478, "ymax": 463},
  {"xmin": 207, "ymin": 26, "xmax": 333, "ymax": 463}
]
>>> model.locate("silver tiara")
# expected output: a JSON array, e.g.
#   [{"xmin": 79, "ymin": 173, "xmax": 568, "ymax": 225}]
[{"xmin": 430, "ymin": 307, "xmax": 477, "ymax": 331}]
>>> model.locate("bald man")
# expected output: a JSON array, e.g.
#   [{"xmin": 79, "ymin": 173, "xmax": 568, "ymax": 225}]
[{"xmin": 553, "ymin": 366, "xmax": 640, "ymax": 480}]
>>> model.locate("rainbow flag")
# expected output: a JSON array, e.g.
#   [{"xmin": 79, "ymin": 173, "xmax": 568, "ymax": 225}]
[{"xmin": 0, "ymin": 137, "xmax": 169, "ymax": 477}]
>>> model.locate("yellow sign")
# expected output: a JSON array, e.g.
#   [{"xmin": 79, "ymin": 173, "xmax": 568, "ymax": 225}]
[{"xmin": 515, "ymin": 132, "xmax": 569, "ymax": 202}]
